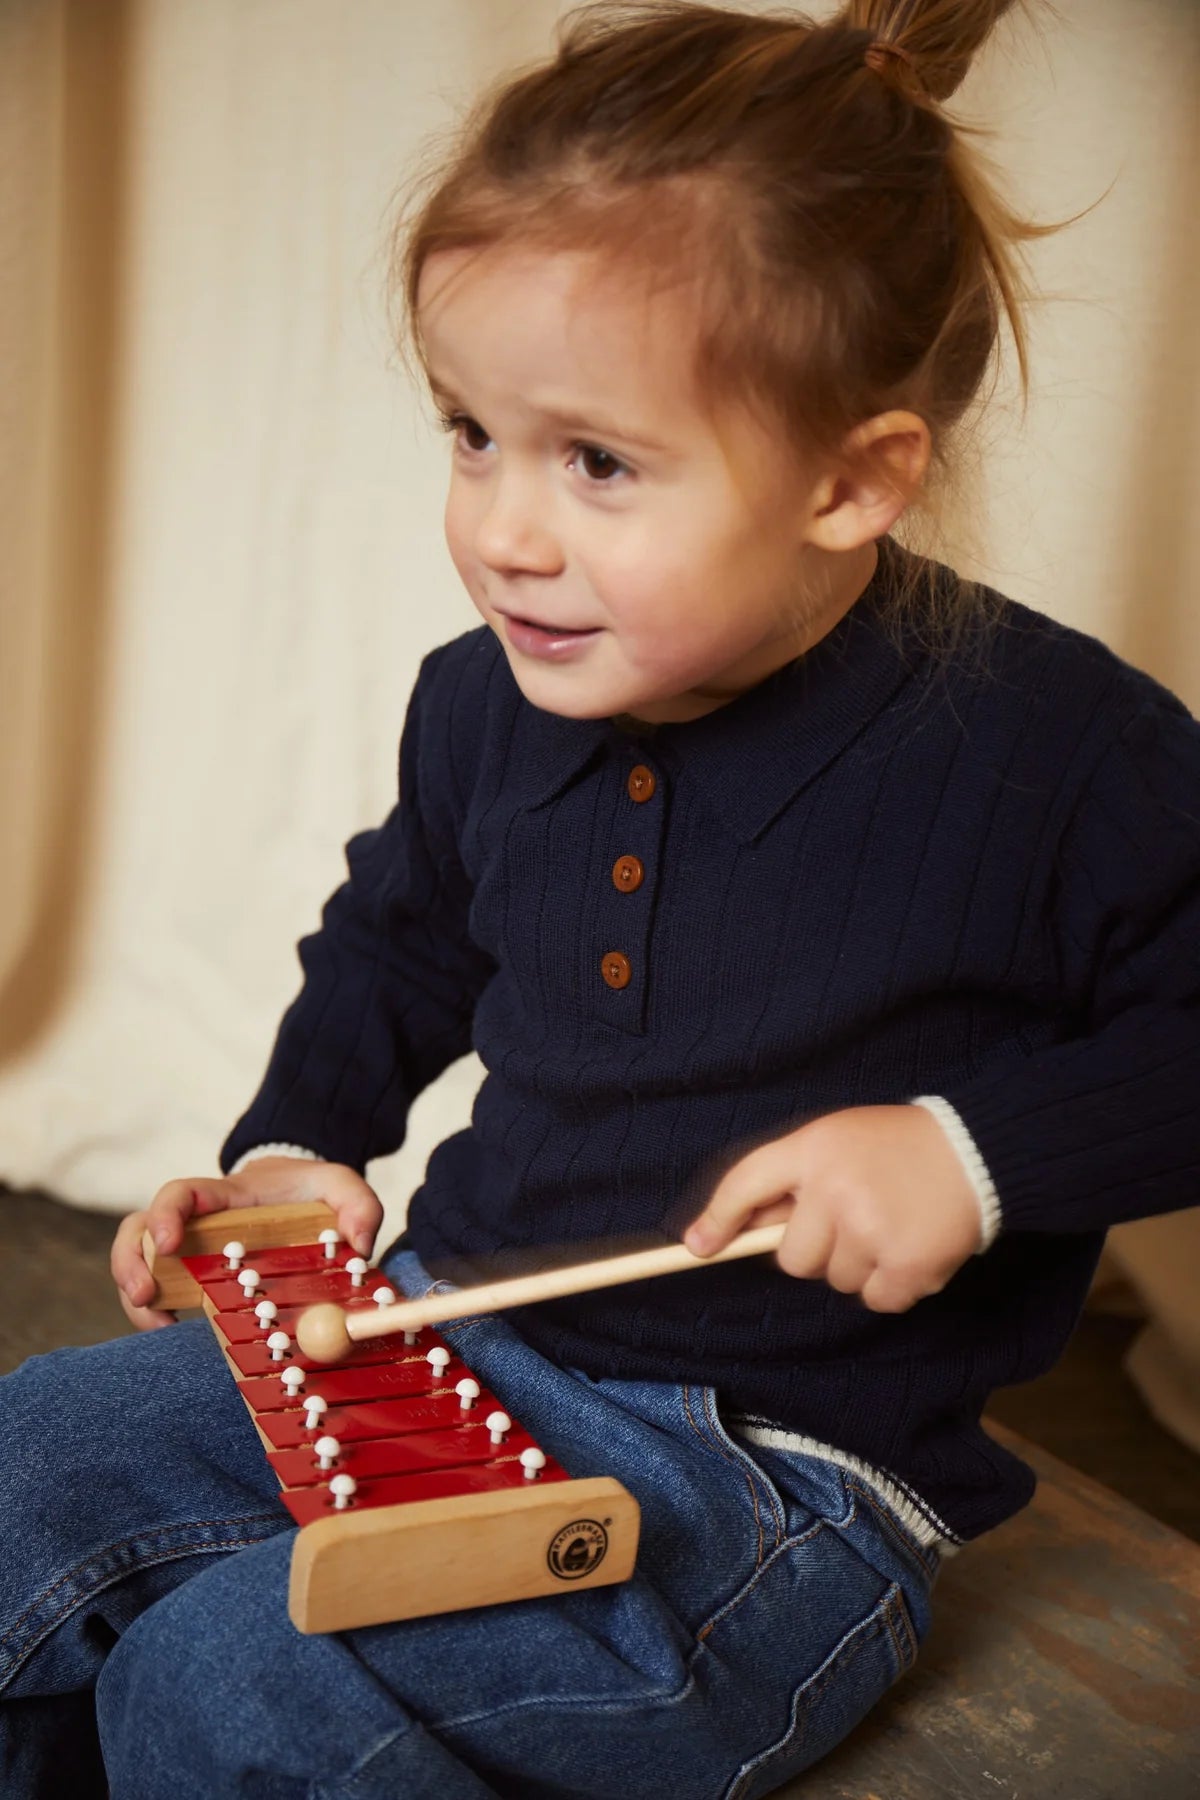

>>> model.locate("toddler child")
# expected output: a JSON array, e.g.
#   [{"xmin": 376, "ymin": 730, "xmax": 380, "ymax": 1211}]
[{"xmin": 3, "ymin": 3, "xmax": 1198, "ymax": 1795}]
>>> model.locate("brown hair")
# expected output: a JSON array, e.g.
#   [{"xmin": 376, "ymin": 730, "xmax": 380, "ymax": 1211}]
[{"xmin": 390, "ymin": 1, "xmax": 1066, "ymax": 633}]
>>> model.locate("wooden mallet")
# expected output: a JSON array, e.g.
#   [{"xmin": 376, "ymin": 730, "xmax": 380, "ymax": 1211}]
[{"xmin": 296, "ymin": 1223, "xmax": 787, "ymax": 1363}]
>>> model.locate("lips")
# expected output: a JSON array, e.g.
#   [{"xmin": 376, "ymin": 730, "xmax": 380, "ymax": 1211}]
[
  {"xmin": 500, "ymin": 613, "xmax": 600, "ymax": 662},
  {"xmin": 505, "ymin": 613, "xmax": 594, "ymax": 634}
]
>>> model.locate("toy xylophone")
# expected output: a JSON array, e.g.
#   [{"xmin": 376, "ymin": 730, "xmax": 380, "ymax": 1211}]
[{"xmin": 145, "ymin": 1203, "xmax": 641, "ymax": 1634}]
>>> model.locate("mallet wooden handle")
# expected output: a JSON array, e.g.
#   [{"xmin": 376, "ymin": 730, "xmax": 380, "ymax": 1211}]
[{"xmin": 298, "ymin": 1224, "xmax": 787, "ymax": 1361}]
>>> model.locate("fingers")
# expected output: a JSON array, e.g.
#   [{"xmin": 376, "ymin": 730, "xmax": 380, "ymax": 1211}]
[
  {"xmin": 110, "ymin": 1209, "xmax": 179, "ymax": 1326},
  {"xmin": 860, "ymin": 1266, "xmax": 923, "ymax": 1314},
  {"xmin": 224, "ymin": 1156, "xmax": 383, "ymax": 1259},
  {"xmin": 143, "ymin": 1178, "xmax": 224, "ymax": 1257},
  {"xmin": 684, "ymin": 1136, "xmax": 805, "ymax": 1255},
  {"xmin": 117, "ymin": 1285, "xmax": 178, "ymax": 1332},
  {"xmin": 112, "ymin": 1177, "xmax": 235, "ymax": 1317},
  {"xmin": 777, "ymin": 1202, "xmax": 839, "ymax": 1284},
  {"xmin": 859, "ymin": 1263, "xmax": 948, "ymax": 1314}
]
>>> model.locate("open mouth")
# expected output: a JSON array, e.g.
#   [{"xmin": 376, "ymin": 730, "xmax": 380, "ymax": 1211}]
[
  {"xmin": 501, "ymin": 614, "xmax": 601, "ymax": 658},
  {"xmin": 511, "ymin": 616, "xmax": 595, "ymax": 635}
]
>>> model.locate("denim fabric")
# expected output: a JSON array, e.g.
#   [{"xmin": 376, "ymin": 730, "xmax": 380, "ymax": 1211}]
[{"xmin": 0, "ymin": 1250, "xmax": 939, "ymax": 1799}]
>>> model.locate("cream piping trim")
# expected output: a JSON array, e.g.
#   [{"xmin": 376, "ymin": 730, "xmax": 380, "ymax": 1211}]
[
  {"xmin": 910, "ymin": 1094, "xmax": 1002, "ymax": 1251},
  {"xmin": 729, "ymin": 1422, "xmax": 961, "ymax": 1552}
]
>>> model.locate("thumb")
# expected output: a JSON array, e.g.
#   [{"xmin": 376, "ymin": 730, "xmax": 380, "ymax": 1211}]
[{"xmin": 304, "ymin": 1162, "xmax": 383, "ymax": 1260}]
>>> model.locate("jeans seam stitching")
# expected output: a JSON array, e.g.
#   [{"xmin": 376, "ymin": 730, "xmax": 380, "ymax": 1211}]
[
  {"xmin": 881, "ymin": 1588, "xmax": 904, "ymax": 1671},
  {"xmin": 843, "ymin": 1478, "xmax": 939, "ymax": 1579},
  {"xmin": 694, "ymin": 1520, "xmax": 827, "ymax": 1642},
  {"xmin": 426, "ymin": 1668, "xmax": 701, "ymax": 1739},
  {"xmin": 0, "ymin": 1516, "xmax": 284, "ymax": 1688},
  {"xmin": 703, "ymin": 1389, "xmax": 788, "ymax": 1546},
  {"xmin": 682, "ymin": 1385, "xmax": 767, "ymax": 1564},
  {"xmin": 887, "ymin": 1582, "xmax": 918, "ymax": 1667},
  {"xmin": 683, "ymin": 1386, "xmax": 787, "ymax": 1563}
]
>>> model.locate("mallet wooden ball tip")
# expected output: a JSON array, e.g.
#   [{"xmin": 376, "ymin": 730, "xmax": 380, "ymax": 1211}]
[{"xmin": 296, "ymin": 1302, "xmax": 354, "ymax": 1364}]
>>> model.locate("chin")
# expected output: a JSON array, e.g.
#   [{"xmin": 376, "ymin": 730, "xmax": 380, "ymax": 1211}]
[
  {"xmin": 521, "ymin": 685, "xmax": 621, "ymax": 721},
  {"xmin": 500, "ymin": 658, "xmax": 625, "ymax": 721}
]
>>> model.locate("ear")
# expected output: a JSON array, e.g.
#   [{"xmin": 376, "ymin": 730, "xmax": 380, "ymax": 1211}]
[{"xmin": 805, "ymin": 411, "xmax": 931, "ymax": 552}]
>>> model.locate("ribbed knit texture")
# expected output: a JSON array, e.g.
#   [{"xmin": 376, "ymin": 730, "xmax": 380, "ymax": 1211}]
[{"xmin": 223, "ymin": 540, "xmax": 1200, "ymax": 1543}]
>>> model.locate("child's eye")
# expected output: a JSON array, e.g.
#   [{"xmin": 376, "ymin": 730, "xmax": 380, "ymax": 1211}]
[
  {"xmin": 437, "ymin": 411, "xmax": 493, "ymax": 454},
  {"xmin": 569, "ymin": 444, "xmax": 629, "ymax": 484}
]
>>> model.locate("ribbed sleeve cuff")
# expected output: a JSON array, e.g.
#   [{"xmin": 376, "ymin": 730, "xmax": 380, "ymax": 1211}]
[{"xmin": 910, "ymin": 1096, "xmax": 1002, "ymax": 1250}]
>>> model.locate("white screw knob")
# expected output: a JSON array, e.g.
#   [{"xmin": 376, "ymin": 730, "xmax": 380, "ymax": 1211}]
[
  {"xmin": 237, "ymin": 1268, "xmax": 261, "ymax": 1300},
  {"xmin": 372, "ymin": 1285, "xmax": 396, "ymax": 1309},
  {"xmin": 403, "ymin": 1329, "xmax": 419, "ymax": 1345},
  {"xmin": 486, "ymin": 1410, "xmax": 511, "ymax": 1445},
  {"xmin": 329, "ymin": 1473, "xmax": 357, "ymax": 1511},
  {"xmin": 303, "ymin": 1395, "xmax": 328, "ymax": 1431},
  {"xmin": 266, "ymin": 1330, "xmax": 291, "ymax": 1362},
  {"xmin": 345, "ymin": 1256, "xmax": 368, "ymax": 1288},
  {"xmin": 254, "ymin": 1299, "xmax": 278, "ymax": 1330},
  {"xmin": 426, "ymin": 1347, "xmax": 451, "ymax": 1382},
  {"xmin": 223, "ymin": 1240, "xmax": 246, "ymax": 1270},
  {"xmin": 280, "ymin": 1365, "xmax": 306, "ymax": 1398},
  {"xmin": 520, "ymin": 1447, "xmax": 546, "ymax": 1481},
  {"xmin": 318, "ymin": 1228, "xmax": 341, "ymax": 1260},
  {"xmin": 314, "ymin": 1435, "xmax": 341, "ymax": 1470},
  {"xmin": 456, "ymin": 1378, "xmax": 480, "ymax": 1411}
]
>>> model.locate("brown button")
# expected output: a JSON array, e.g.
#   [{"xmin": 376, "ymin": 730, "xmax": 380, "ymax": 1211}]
[
  {"xmin": 612, "ymin": 855, "xmax": 644, "ymax": 893},
  {"xmin": 627, "ymin": 764, "xmax": 656, "ymax": 803},
  {"xmin": 601, "ymin": 951, "xmax": 632, "ymax": 990}
]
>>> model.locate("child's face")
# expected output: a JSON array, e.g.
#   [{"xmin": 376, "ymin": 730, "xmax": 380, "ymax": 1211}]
[{"xmin": 418, "ymin": 247, "xmax": 872, "ymax": 724}]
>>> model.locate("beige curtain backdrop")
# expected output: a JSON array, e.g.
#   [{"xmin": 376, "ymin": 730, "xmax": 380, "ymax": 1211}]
[{"xmin": 2, "ymin": 1, "xmax": 1198, "ymax": 1438}]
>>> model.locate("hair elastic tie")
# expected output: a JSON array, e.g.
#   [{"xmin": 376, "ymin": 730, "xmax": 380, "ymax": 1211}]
[{"xmin": 863, "ymin": 40, "xmax": 919, "ymax": 82}]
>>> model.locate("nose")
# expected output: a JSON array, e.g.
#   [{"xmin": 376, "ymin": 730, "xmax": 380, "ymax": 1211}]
[{"xmin": 473, "ymin": 470, "xmax": 563, "ymax": 577}]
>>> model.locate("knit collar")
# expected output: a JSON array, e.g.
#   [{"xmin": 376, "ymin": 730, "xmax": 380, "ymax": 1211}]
[{"xmin": 516, "ymin": 537, "xmax": 935, "ymax": 843}]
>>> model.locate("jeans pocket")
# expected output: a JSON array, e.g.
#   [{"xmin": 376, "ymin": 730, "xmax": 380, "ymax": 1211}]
[
  {"xmin": 707, "ymin": 1399, "xmax": 855, "ymax": 1544},
  {"xmin": 684, "ymin": 1389, "xmax": 794, "ymax": 1561},
  {"xmin": 720, "ymin": 1413, "xmax": 944, "ymax": 1593}
]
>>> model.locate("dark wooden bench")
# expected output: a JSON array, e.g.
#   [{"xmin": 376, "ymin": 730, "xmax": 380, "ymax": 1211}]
[{"xmin": 781, "ymin": 1423, "xmax": 1200, "ymax": 1799}]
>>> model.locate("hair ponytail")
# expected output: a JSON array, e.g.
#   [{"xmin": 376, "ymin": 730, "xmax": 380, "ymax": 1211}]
[{"xmin": 845, "ymin": 0, "xmax": 1023, "ymax": 102}]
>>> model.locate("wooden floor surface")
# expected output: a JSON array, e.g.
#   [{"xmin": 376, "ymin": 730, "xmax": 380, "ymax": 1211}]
[{"xmin": 785, "ymin": 1425, "xmax": 1200, "ymax": 1799}]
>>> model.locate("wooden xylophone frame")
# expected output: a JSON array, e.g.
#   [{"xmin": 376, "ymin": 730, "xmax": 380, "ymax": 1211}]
[{"xmin": 145, "ymin": 1202, "xmax": 641, "ymax": 1634}]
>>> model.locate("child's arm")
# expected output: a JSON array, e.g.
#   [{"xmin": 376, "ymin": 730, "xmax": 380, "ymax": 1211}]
[
  {"xmin": 688, "ymin": 691, "xmax": 1200, "ymax": 1311},
  {"xmin": 220, "ymin": 645, "xmax": 494, "ymax": 1180}
]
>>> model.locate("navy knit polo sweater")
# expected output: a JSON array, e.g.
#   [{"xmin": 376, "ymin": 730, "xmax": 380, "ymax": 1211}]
[{"xmin": 223, "ymin": 540, "xmax": 1200, "ymax": 1544}]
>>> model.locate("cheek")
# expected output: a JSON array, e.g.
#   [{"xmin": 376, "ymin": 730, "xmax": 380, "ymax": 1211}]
[
  {"xmin": 443, "ymin": 490, "xmax": 477, "ymax": 581},
  {"xmin": 602, "ymin": 545, "xmax": 743, "ymax": 654}
]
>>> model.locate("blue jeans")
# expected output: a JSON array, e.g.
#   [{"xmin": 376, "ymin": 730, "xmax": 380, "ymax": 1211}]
[{"xmin": 0, "ymin": 1251, "xmax": 938, "ymax": 1798}]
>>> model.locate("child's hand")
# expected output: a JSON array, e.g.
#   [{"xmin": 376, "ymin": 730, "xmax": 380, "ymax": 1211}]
[
  {"xmin": 111, "ymin": 1156, "xmax": 383, "ymax": 1331},
  {"xmin": 683, "ymin": 1105, "xmax": 982, "ymax": 1313}
]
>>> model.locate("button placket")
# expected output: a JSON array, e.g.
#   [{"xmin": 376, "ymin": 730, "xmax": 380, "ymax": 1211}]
[{"xmin": 594, "ymin": 754, "xmax": 665, "ymax": 1032}]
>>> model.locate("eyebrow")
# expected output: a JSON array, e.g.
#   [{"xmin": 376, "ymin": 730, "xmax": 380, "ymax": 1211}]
[{"xmin": 427, "ymin": 376, "xmax": 672, "ymax": 456}]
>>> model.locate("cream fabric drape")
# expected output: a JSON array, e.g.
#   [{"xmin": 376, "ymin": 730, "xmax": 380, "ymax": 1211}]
[
  {"xmin": 2, "ymin": 1, "xmax": 1198, "ymax": 1430},
  {"xmin": 0, "ymin": 0, "xmax": 563, "ymax": 1232}
]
